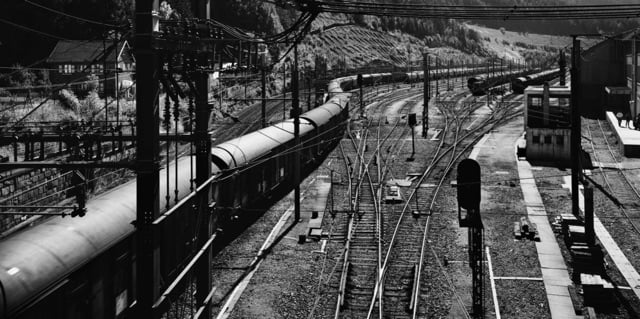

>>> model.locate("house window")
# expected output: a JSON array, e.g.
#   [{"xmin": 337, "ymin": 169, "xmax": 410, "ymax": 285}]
[
  {"xmin": 544, "ymin": 136, "xmax": 552, "ymax": 144},
  {"xmin": 90, "ymin": 64, "xmax": 104, "ymax": 74},
  {"xmin": 556, "ymin": 135, "xmax": 564, "ymax": 145},
  {"xmin": 64, "ymin": 64, "xmax": 73, "ymax": 74},
  {"xmin": 532, "ymin": 135, "xmax": 540, "ymax": 144},
  {"xmin": 58, "ymin": 65, "xmax": 64, "ymax": 73},
  {"xmin": 528, "ymin": 97, "xmax": 542, "ymax": 108}
]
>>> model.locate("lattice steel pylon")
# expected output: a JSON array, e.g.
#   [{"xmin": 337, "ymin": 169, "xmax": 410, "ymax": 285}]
[{"xmin": 469, "ymin": 215, "xmax": 484, "ymax": 319}]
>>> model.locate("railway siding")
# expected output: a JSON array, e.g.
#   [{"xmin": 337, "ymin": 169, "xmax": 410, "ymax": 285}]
[{"xmin": 208, "ymin": 75, "xmax": 547, "ymax": 318}]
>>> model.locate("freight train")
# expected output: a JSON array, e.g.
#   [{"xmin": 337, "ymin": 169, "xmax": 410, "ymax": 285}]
[
  {"xmin": 467, "ymin": 69, "xmax": 538, "ymax": 96},
  {"xmin": 0, "ymin": 65, "xmax": 499, "ymax": 318},
  {"xmin": 511, "ymin": 68, "xmax": 562, "ymax": 94}
]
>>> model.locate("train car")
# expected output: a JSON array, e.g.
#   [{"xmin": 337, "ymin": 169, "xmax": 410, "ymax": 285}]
[
  {"xmin": 0, "ymin": 155, "xmax": 207, "ymax": 319},
  {"xmin": 521, "ymin": 84, "xmax": 572, "ymax": 165},
  {"xmin": 0, "ymin": 70, "xmax": 386, "ymax": 319},
  {"xmin": 511, "ymin": 68, "xmax": 561, "ymax": 94},
  {"xmin": 0, "ymin": 62, "xmax": 507, "ymax": 318},
  {"xmin": 468, "ymin": 69, "xmax": 537, "ymax": 96}
]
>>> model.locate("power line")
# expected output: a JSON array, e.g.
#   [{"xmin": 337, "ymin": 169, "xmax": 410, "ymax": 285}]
[
  {"xmin": 23, "ymin": 0, "xmax": 122, "ymax": 28},
  {"xmin": 0, "ymin": 17, "xmax": 68, "ymax": 40},
  {"xmin": 280, "ymin": 0, "xmax": 640, "ymax": 20}
]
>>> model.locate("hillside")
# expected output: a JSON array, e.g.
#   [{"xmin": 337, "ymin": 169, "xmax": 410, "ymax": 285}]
[
  {"xmin": 210, "ymin": 0, "xmax": 636, "ymax": 71},
  {"xmin": 1, "ymin": 0, "xmax": 636, "ymax": 70}
]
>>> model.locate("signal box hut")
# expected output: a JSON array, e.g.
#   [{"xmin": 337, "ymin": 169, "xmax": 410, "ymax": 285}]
[
  {"xmin": 579, "ymin": 29, "xmax": 640, "ymax": 119},
  {"xmin": 524, "ymin": 84, "xmax": 572, "ymax": 165}
]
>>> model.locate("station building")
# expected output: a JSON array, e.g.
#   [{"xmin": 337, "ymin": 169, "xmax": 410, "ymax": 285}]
[
  {"xmin": 579, "ymin": 29, "xmax": 640, "ymax": 119},
  {"xmin": 524, "ymin": 84, "xmax": 572, "ymax": 165}
]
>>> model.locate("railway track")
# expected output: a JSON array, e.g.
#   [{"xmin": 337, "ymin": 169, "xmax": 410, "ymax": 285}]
[
  {"xmin": 584, "ymin": 118, "xmax": 640, "ymax": 250},
  {"xmin": 336, "ymin": 94, "xmax": 414, "ymax": 318},
  {"xmin": 163, "ymin": 71, "xmax": 521, "ymax": 319},
  {"xmin": 321, "ymin": 88, "xmax": 524, "ymax": 318}
]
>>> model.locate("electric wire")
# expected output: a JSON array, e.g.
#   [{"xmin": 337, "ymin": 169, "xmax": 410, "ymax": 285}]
[
  {"xmin": 267, "ymin": 0, "xmax": 640, "ymax": 20},
  {"xmin": 23, "ymin": 0, "xmax": 124, "ymax": 28}
]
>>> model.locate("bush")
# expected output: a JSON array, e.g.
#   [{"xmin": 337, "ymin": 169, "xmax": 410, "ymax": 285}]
[
  {"xmin": 79, "ymin": 91, "xmax": 101, "ymax": 120},
  {"xmin": 58, "ymin": 89, "xmax": 81, "ymax": 111}
]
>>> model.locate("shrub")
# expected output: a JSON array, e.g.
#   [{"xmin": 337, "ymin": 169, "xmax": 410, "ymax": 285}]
[
  {"xmin": 58, "ymin": 89, "xmax": 81, "ymax": 111},
  {"xmin": 79, "ymin": 91, "xmax": 101, "ymax": 120}
]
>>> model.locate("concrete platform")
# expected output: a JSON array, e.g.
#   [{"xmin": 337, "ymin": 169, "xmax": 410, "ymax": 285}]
[
  {"xmin": 605, "ymin": 111, "xmax": 640, "ymax": 157},
  {"xmin": 517, "ymin": 143, "xmax": 583, "ymax": 319},
  {"xmin": 300, "ymin": 181, "xmax": 331, "ymax": 239}
]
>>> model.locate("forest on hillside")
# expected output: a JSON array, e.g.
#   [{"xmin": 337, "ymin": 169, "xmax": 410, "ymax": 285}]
[{"xmin": 0, "ymin": 0, "xmax": 638, "ymax": 68}]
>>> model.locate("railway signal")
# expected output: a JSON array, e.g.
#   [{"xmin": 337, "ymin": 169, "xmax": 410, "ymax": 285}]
[
  {"xmin": 456, "ymin": 159, "xmax": 481, "ymax": 215},
  {"xmin": 407, "ymin": 113, "xmax": 417, "ymax": 161},
  {"xmin": 358, "ymin": 73, "xmax": 364, "ymax": 118},
  {"xmin": 455, "ymin": 159, "xmax": 484, "ymax": 318},
  {"xmin": 423, "ymin": 53, "xmax": 430, "ymax": 138}
]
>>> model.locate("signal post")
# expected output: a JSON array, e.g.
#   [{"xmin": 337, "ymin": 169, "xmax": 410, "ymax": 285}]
[{"xmin": 456, "ymin": 159, "xmax": 484, "ymax": 319}]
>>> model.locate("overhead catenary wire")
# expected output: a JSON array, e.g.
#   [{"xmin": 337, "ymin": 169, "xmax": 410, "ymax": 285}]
[
  {"xmin": 266, "ymin": 0, "xmax": 640, "ymax": 20},
  {"xmin": 0, "ymin": 17, "xmax": 69, "ymax": 40},
  {"xmin": 23, "ymin": 0, "xmax": 124, "ymax": 28}
]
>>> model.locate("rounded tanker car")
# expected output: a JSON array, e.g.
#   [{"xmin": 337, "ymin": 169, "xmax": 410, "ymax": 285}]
[
  {"xmin": 467, "ymin": 69, "xmax": 538, "ymax": 96},
  {"xmin": 511, "ymin": 68, "xmax": 562, "ymax": 94},
  {"xmin": 0, "ymin": 65, "xmax": 497, "ymax": 318}
]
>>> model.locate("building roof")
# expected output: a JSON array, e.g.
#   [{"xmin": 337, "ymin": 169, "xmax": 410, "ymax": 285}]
[
  {"xmin": 617, "ymin": 28, "xmax": 640, "ymax": 41},
  {"xmin": 46, "ymin": 40, "xmax": 130, "ymax": 64}
]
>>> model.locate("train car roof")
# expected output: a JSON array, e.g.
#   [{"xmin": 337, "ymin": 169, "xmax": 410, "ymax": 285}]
[
  {"xmin": 0, "ymin": 156, "xmax": 204, "ymax": 317},
  {"xmin": 524, "ymin": 85, "xmax": 571, "ymax": 95},
  {"xmin": 300, "ymin": 102, "xmax": 343, "ymax": 127},
  {"xmin": 211, "ymin": 118, "xmax": 315, "ymax": 169}
]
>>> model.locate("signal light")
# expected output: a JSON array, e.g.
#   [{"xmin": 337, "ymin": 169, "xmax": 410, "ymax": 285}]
[
  {"xmin": 456, "ymin": 159, "xmax": 481, "ymax": 211},
  {"xmin": 408, "ymin": 113, "xmax": 417, "ymax": 126}
]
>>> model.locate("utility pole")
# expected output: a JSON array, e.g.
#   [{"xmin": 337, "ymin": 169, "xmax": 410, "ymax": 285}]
[
  {"xmin": 423, "ymin": 53, "xmax": 429, "ymax": 138},
  {"xmin": 283, "ymin": 66, "xmax": 287, "ymax": 121},
  {"xmin": 447, "ymin": 59, "xmax": 451, "ymax": 91},
  {"xmin": 194, "ymin": 1, "xmax": 213, "ymax": 318},
  {"xmin": 407, "ymin": 45, "xmax": 411, "ymax": 80},
  {"xmin": 571, "ymin": 36, "xmax": 581, "ymax": 217},
  {"xmin": 358, "ymin": 74, "xmax": 364, "ymax": 118},
  {"xmin": 559, "ymin": 49, "xmax": 566, "ymax": 86},
  {"xmin": 261, "ymin": 67, "xmax": 267, "ymax": 128},
  {"xmin": 633, "ymin": 36, "xmax": 637, "ymax": 118},
  {"xmin": 330, "ymin": 170, "xmax": 334, "ymax": 216},
  {"xmin": 307, "ymin": 76, "xmax": 312, "ymax": 111},
  {"xmin": 500, "ymin": 58, "xmax": 504, "ymax": 92},
  {"xmin": 114, "ymin": 32, "xmax": 120, "ymax": 127},
  {"xmin": 103, "ymin": 29, "xmax": 109, "ymax": 126},
  {"xmin": 135, "ymin": 0, "xmax": 160, "ymax": 316},
  {"xmin": 435, "ymin": 56, "xmax": 439, "ymax": 94},
  {"xmin": 293, "ymin": 45, "xmax": 301, "ymax": 222}
]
